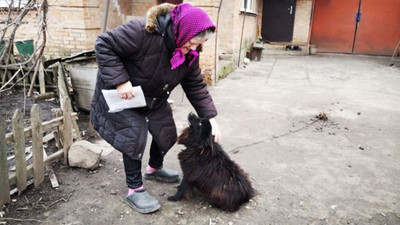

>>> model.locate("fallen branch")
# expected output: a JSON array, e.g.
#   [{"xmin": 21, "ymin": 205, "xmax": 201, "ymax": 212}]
[{"xmin": 46, "ymin": 192, "xmax": 73, "ymax": 208}]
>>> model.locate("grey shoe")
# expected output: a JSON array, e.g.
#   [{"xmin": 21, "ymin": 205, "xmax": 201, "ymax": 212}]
[
  {"xmin": 144, "ymin": 168, "xmax": 180, "ymax": 183},
  {"xmin": 125, "ymin": 189, "xmax": 160, "ymax": 214}
]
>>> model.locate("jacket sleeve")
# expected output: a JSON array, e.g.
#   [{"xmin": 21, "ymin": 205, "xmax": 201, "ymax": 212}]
[
  {"xmin": 181, "ymin": 58, "xmax": 218, "ymax": 119},
  {"xmin": 94, "ymin": 19, "xmax": 144, "ymax": 87}
]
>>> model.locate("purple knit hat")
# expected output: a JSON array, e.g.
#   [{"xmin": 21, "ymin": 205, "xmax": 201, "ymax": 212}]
[{"xmin": 170, "ymin": 3, "xmax": 216, "ymax": 70}]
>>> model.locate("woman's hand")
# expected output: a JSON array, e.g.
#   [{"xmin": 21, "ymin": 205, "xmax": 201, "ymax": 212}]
[
  {"xmin": 116, "ymin": 81, "xmax": 136, "ymax": 99},
  {"xmin": 209, "ymin": 118, "xmax": 221, "ymax": 143}
]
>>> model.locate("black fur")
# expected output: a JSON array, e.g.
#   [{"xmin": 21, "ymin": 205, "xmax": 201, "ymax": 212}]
[{"xmin": 168, "ymin": 113, "xmax": 255, "ymax": 212}]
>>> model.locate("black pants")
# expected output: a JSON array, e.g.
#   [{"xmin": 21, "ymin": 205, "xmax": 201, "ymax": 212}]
[{"xmin": 123, "ymin": 139, "xmax": 164, "ymax": 189}]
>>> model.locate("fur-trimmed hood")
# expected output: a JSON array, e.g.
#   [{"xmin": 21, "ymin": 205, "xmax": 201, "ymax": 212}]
[
  {"xmin": 144, "ymin": 3, "xmax": 204, "ymax": 53},
  {"xmin": 145, "ymin": 3, "xmax": 175, "ymax": 33}
]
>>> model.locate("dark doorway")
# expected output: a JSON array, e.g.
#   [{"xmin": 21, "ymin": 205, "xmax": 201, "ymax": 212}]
[{"xmin": 262, "ymin": 0, "xmax": 296, "ymax": 42}]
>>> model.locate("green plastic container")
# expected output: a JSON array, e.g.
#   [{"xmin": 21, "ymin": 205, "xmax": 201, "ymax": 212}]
[{"xmin": 15, "ymin": 39, "xmax": 34, "ymax": 57}]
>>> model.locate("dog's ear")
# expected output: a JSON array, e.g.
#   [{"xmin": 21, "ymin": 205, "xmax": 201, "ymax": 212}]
[{"xmin": 201, "ymin": 119, "xmax": 212, "ymax": 137}]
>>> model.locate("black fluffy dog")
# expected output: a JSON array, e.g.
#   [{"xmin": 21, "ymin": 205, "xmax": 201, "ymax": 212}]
[{"xmin": 168, "ymin": 113, "xmax": 254, "ymax": 212}]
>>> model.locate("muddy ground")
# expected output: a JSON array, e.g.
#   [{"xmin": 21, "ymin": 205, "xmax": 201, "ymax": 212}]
[
  {"xmin": 0, "ymin": 88, "xmax": 99, "ymax": 224},
  {"xmin": 1, "ymin": 54, "xmax": 400, "ymax": 225}
]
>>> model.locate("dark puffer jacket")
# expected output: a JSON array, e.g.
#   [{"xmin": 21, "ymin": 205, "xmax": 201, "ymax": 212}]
[{"xmin": 90, "ymin": 5, "xmax": 217, "ymax": 160}]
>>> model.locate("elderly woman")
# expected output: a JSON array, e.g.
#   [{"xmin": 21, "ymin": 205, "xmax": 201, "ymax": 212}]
[{"xmin": 90, "ymin": 3, "xmax": 221, "ymax": 213}]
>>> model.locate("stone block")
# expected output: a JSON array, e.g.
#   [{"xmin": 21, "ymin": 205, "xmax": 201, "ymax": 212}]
[{"xmin": 68, "ymin": 140, "xmax": 102, "ymax": 170}]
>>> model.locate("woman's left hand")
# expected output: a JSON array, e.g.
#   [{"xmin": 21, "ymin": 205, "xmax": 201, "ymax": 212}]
[{"xmin": 209, "ymin": 118, "xmax": 221, "ymax": 143}]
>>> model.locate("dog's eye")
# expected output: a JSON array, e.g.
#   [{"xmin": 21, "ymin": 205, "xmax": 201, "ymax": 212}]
[{"xmin": 198, "ymin": 122, "xmax": 202, "ymax": 126}]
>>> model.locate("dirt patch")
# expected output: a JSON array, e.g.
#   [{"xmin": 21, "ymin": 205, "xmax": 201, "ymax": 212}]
[
  {"xmin": 0, "ymin": 89, "xmax": 60, "ymax": 133},
  {"xmin": 0, "ymin": 88, "xmax": 99, "ymax": 224},
  {"xmin": 0, "ymin": 163, "xmax": 70, "ymax": 224}
]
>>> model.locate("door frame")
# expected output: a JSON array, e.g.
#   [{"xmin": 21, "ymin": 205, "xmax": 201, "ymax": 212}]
[{"xmin": 261, "ymin": 0, "xmax": 297, "ymax": 42}]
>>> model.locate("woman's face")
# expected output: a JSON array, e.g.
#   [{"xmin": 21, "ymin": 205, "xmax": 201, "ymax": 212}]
[{"xmin": 181, "ymin": 36, "xmax": 208, "ymax": 55}]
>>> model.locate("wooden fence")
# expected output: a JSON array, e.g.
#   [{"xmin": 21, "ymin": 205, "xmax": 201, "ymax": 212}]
[
  {"xmin": 0, "ymin": 54, "xmax": 57, "ymax": 96},
  {"xmin": 0, "ymin": 96, "xmax": 79, "ymax": 206}
]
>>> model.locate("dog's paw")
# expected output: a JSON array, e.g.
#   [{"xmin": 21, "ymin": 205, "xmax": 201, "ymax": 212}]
[{"xmin": 167, "ymin": 195, "xmax": 181, "ymax": 202}]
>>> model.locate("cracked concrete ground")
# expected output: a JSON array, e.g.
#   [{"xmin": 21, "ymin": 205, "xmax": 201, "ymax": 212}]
[{"xmin": 40, "ymin": 54, "xmax": 399, "ymax": 225}]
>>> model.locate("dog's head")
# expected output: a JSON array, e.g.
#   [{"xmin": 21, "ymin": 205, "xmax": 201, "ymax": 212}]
[{"xmin": 178, "ymin": 113, "xmax": 213, "ymax": 149}]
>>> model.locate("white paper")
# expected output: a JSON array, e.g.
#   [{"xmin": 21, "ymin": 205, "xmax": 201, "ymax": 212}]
[{"xmin": 102, "ymin": 86, "xmax": 146, "ymax": 113}]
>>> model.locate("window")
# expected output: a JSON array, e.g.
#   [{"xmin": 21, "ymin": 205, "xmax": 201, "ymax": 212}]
[{"xmin": 241, "ymin": 0, "xmax": 257, "ymax": 13}]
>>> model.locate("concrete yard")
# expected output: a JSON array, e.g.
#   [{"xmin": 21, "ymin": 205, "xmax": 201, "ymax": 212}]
[{"xmin": 40, "ymin": 54, "xmax": 400, "ymax": 225}]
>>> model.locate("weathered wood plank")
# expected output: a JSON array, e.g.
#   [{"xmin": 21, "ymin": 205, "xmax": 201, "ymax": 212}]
[
  {"xmin": 49, "ymin": 170, "xmax": 59, "ymax": 188},
  {"xmin": 54, "ymin": 130, "xmax": 62, "ymax": 150},
  {"xmin": 33, "ymin": 92, "xmax": 54, "ymax": 101},
  {"xmin": 72, "ymin": 119, "xmax": 82, "ymax": 141},
  {"xmin": 88, "ymin": 120, "xmax": 94, "ymax": 138},
  {"xmin": 31, "ymin": 105, "xmax": 44, "ymax": 187},
  {"xmin": 0, "ymin": 82, "xmax": 56, "ymax": 90},
  {"xmin": 27, "ymin": 58, "xmax": 42, "ymax": 97},
  {"xmin": 12, "ymin": 109, "xmax": 27, "ymax": 194},
  {"xmin": 5, "ymin": 112, "xmax": 77, "ymax": 143},
  {"xmin": 62, "ymin": 97, "xmax": 73, "ymax": 165},
  {"xmin": 9, "ymin": 149, "xmax": 64, "ymax": 186},
  {"xmin": 42, "ymin": 150, "xmax": 58, "ymax": 189},
  {"xmin": 38, "ymin": 63, "xmax": 45, "ymax": 94},
  {"xmin": 0, "ymin": 115, "xmax": 11, "ymax": 206},
  {"xmin": 9, "ymin": 54, "xmax": 22, "ymax": 84},
  {"xmin": 43, "ymin": 131, "xmax": 55, "ymax": 143},
  {"xmin": 1, "ymin": 54, "xmax": 10, "ymax": 85},
  {"xmin": 51, "ymin": 65, "xmax": 58, "ymax": 91},
  {"xmin": 58, "ymin": 63, "xmax": 69, "ymax": 111}
]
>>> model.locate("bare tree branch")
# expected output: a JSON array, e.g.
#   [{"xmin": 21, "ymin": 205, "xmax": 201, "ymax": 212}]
[
  {"xmin": 0, "ymin": 0, "xmax": 47, "ymax": 93},
  {"xmin": 0, "ymin": 0, "xmax": 35, "ymax": 61}
]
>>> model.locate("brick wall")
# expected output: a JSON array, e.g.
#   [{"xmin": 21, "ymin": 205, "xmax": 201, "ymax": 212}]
[
  {"xmin": 218, "ymin": 0, "xmax": 258, "ymax": 65},
  {"xmin": 1, "ymin": 0, "xmax": 129, "ymax": 59},
  {"xmin": 132, "ymin": 0, "xmax": 157, "ymax": 17},
  {"xmin": 1, "ymin": 0, "xmax": 268, "ymax": 84},
  {"xmin": 184, "ymin": 0, "xmax": 219, "ymax": 84},
  {"xmin": 44, "ymin": 0, "xmax": 127, "ymax": 58}
]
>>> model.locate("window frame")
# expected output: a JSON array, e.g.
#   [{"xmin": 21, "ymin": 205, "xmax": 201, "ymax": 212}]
[{"xmin": 240, "ymin": 0, "xmax": 257, "ymax": 14}]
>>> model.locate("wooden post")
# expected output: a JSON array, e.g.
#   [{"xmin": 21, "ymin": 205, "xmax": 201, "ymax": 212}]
[
  {"xmin": 88, "ymin": 120, "xmax": 94, "ymax": 138},
  {"xmin": 52, "ymin": 108, "xmax": 63, "ymax": 150},
  {"xmin": 9, "ymin": 54, "xmax": 21, "ymax": 84},
  {"xmin": 33, "ymin": 92, "xmax": 55, "ymax": 101},
  {"xmin": 12, "ymin": 109, "xmax": 27, "ymax": 194},
  {"xmin": 58, "ymin": 63, "xmax": 69, "ymax": 111},
  {"xmin": 72, "ymin": 119, "xmax": 82, "ymax": 141},
  {"xmin": 38, "ymin": 62, "xmax": 46, "ymax": 94},
  {"xmin": 31, "ymin": 104, "xmax": 44, "ymax": 187},
  {"xmin": 1, "ymin": 53, "xmax": 10, "ymax": 85},
  {"xmin": 51, "ymin": 64, "xmax": 58, "ymax": 90},
  {"xmin": 27, "ymin": 58, "xmax": 42, "ymax": 97},
  {"xmin": 0, "ymin": 115, "xmax": 11, "ymax": 206},
  {"xmin": 62, "ymin": 96, "xmax": 73, "ymax": 165}
]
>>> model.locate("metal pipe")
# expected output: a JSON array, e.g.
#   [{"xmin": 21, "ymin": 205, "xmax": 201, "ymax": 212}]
[
  {"xmin": 102, "ymin": 0, "xmax": 111, "ymax": 33},
  {"xmin": 238, "ymin": 11, "xmax": 247, "ymax": 67},
  {"xmin": 214, "ymin": 0, "xmax": 224, "ymax": 85},
  {"xmin": 306, "ymin": 0, "xmax": 316, "ymax": 55}
]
